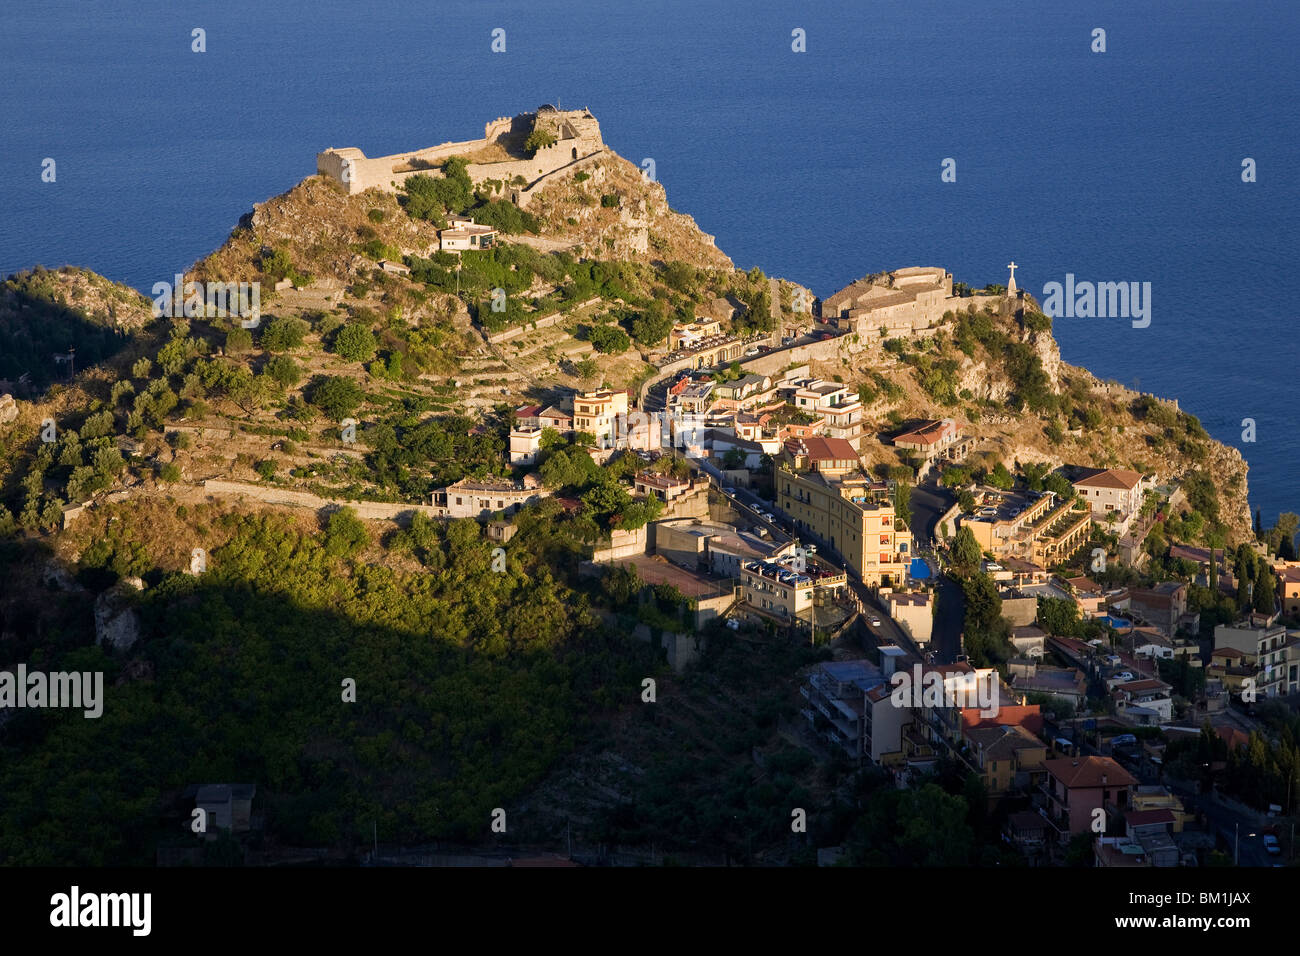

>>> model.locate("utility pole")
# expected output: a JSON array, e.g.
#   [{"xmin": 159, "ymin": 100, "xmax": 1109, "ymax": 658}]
[{"xmin": 1234, "ymin": 823, "xmax": 1239, "ymax": 865}]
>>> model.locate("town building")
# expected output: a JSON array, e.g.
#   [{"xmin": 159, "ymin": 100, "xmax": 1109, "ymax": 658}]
[
  {"xmin": 1125, "ymin": 582, "xmax": 1188, "ymax": 638},
  {"xmin": 775, "ymin": 438, "xmax": 912, "ymax": 586},
  {"xmin": 633, "ymin": 471, "xmax": 696, "ymax": 503},
  {"xmin": 1111, "ymin": 678, "xmax": 1174, "ymax": 724},
  {"xmin": 960, "ymin": 489, "xmax": 1092, "ymax": 565},
  {"xmin": 963, "ymin": 723, "xmax": 1049, "ymax": 798},
  {"xmin": 509, "ymin": 425, "xmax": 543, "ymax": 465},
  {"xmin": 1278, "ymin": 566, "xmax": 1300, "ymax": 616},
  {"xmin": 739, "ymin": 553, "xmax": 848, "ymax": 629},
  {"xmin": 1041, "ymin": 756, "xmax": 1137, "ymax": 840},
  {"xmin": 193, "ymin": 784, "xmax": 256, "ymax": 839},
  {"xmin": 1008, "ymin": 660, "xmax": 1087, "ymax": 709},
  {"xmin": 537, "ymin": 404, "xmax": 573, "ymax": 434},
  {"xmin": 438, "ymin": 217, "xmax": 497, "ymax": 251},
  {"xmin": 882, "ymin": 589, "xmax": 933, "ymax": 645},
  {"xmin": 432, "ymin": 474, "xmax": 550, "ymax": 519},
  {"xmin": 1072, "ymin": 467, "xmax": 1147, "ymax": 518},
  {"xmin": 891, "ymin": 419, "xmax": 971, "ymax": 469},
  {"xmin": 669, "ymin": 318, "xmax": 722, "ymax": 350},
  {"xmin": 1214, "ymin": 616, "xmax": 1290, "ymax": 698},
  {"xmin": 573, "ymin": 388, "xmax": 630, "ymax": 447}
]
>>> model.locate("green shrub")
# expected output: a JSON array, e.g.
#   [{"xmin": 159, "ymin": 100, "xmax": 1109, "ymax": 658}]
[
  {"xmin": 332, "ymin": 323, "xmax": 378, "ymax": 362},
  {"xmin": 225, "ymin": 327, "xmax": 253, "ymax": 354},
  {"xmin": 589, "ymin": 324, "xmax": 631, "ymax": 354},
  {"xmin": 308, "ymin": 376, "xmax": 365, "ymax": 420},
  {"xmin": 259, "ymin": 316, "xmax": 308, "ymax": 353}
]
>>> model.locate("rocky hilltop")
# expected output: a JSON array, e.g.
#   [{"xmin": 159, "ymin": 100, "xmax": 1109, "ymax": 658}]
[{"xmin": 0, "ymin": 110, "xmax": 1253, "ymax": 549}]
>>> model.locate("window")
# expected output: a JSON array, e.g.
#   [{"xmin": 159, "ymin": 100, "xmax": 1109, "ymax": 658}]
[{"xmin": 455, "ymin": 497, "xmax": 463, "ymax": 505}]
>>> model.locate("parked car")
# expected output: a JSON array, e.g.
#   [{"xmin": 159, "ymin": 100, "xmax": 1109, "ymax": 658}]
[
  {"xmin": 745, "ymin": 347, "xmax": 761, "ymax": 356},
  {"xmin": 722, "ymin": 486, "xmax": 736, "ymax": 495},
  {"xmin": 870, "ymin": 617, "xmax": 882, "ymax": 627},
  {"xmin": 1263, "ymin": 834, "xmax": 1282, "ymax": 856},
  {"xmin": 725, "ymin": 619, "xmax": 741, "ymax": 631},
  {"xmin": 1113, "ymin": 671, "xmax": 1135, "ymax": 682},
  {"xmin": 1111, "ymin": 734, "xmax": 1138, "ymax": 747}
]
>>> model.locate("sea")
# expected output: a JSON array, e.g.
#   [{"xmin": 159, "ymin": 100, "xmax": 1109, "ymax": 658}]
[{"xmin": 2, "ymin": 0, "xmax": 1296, "ymax": 523}]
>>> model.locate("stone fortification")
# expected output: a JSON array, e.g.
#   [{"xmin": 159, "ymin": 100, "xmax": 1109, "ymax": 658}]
[{"xmin": 317, "ymin": 106, "xmax": 605, "ymax": 204}]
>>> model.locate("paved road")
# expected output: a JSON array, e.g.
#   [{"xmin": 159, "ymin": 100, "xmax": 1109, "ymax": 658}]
[
  {"xmin": 909, "ymin": 482, "xmax": 955, "ymax": 545},
  {"xmin": 930, "ymin": 572, "xmax": 965, "ymax": 665}
]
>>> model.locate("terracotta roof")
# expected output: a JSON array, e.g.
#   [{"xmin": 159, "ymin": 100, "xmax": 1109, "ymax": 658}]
[
  {"xmin": 1126, "ymin": 809, "xmax": 1175, "ymax": 827},
  {"xmin": 1044, "ymin": 756, "xmax": 1137, "ymax": 789},
  {"xmin": 893, "ymin": 419, "xmax": 964, "ymax": 448},
  {"xmin": 962, "ymin": 704, "xmax": 1044, "ymax": 736},
  {"xmin": 788, "ymin": 436, "xmax": 859, "ymax": 461},
  {"xmin": 1074, "ymin": 468, "xmax": 1143, "ymax": 490},
  {"xmin": 1116, "ymin": 679, "xmax": 1170, "ymax": 694},
  {"xmin": 1216, "ymin": 726, "xmax": 1250, "ymax": 752}
]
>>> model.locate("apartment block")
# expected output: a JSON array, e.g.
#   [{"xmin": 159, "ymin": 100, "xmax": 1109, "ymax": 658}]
[{"xmin": 776, "ymin": 437, "xmax": 912, "ymax": 586}]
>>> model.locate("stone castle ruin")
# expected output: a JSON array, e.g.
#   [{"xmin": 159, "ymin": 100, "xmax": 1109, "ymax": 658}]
[
  {"xmin": 317, "ymin": 105, "xmax": 605, "ymax": 207},
  {"xmin": 822, "ymin": 267, "xmax": 965, "ymax": 337}
]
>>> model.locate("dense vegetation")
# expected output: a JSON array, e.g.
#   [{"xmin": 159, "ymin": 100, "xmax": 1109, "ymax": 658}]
[{"xmin": 0, "ymin": 500, "xmax": 660, "ymax": 865}]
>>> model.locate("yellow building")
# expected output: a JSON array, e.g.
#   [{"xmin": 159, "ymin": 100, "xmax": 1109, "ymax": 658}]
[
  {"xmin": 1129, "ymin": 785, "xmax": 1192, "ymax": 833},
  {"xmin": 961, "ymin": 489, "xmax": 1091, "ymax": 564},
  {"xmin": 775, "ymin": 437, "xmax": 912, "ymax": 586},
  {"xmin": 573, "ymin": 388, "xmax": 629, "ymax": 446}
]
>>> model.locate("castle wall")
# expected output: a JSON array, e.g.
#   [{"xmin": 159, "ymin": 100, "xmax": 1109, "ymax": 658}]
[{"xmin": 317, "ymin": 110, "xmax": 603, "ymax": 198}]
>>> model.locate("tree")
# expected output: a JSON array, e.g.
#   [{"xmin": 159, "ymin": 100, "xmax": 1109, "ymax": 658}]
[
  {"xmin": 225, "ymin": 328, "xmax": 253, "ymax": 354},
  {"xmin": 893, "ymin": 480, "xmax": 912, "ymax": 529},
  {"xmin": 951, "ymin": 525, "xmax": 982, "ymax": 571},
  {"xmin": 1253, "ymin": 563, "xmax": 1276, "ymax": 615},
  {"xmin": 1044, "ymin": 472, "xmax": 1074, "ymax": 499},
  {"xmin": 323, "ymin": 507, "xmax": 369, "ymax": 559},
  {"xmin": 264, "ymin": 355, "xmax": 302, "ymax": 388},
  {"xmin": 1235, "ymin": 544, "xmax": 1259, "ymax": 611},
  {"xmin": 524, "ymin": 127, "xmax": 557, "ymax": 156},
  {"xmin": 630, "ymin": 302, "xmax": 672, "ymax": 346},
  {"xmin": 260, "ymin": 316, "xmax": 307, "ymax": 353},
  {"xmin": 987, "ymin": 462, "xmax": 1013, "ymax": 490},
  {"xmin": 308, "ymin": 376, "xmax": 365, "ymax": 421},
  {"xmin": 1037, "ymin": 596, "xmax": 1081, "ymax": 637},
  {"xmin": 333, "ymin": 323, "xmax": 377, "ymax": 362},
  {"xmin": 957, "ymin": 490, "xmax": 977, "ymax": 513},
  {"xmin": 589, "ymin": 324, "xmax": 630, "ymax": 354}
]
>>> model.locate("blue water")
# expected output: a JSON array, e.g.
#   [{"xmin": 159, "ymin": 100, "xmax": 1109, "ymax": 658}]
[{"xmin": 2, "ymin": 0, "xmax": 1297, "ymax": 523}]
